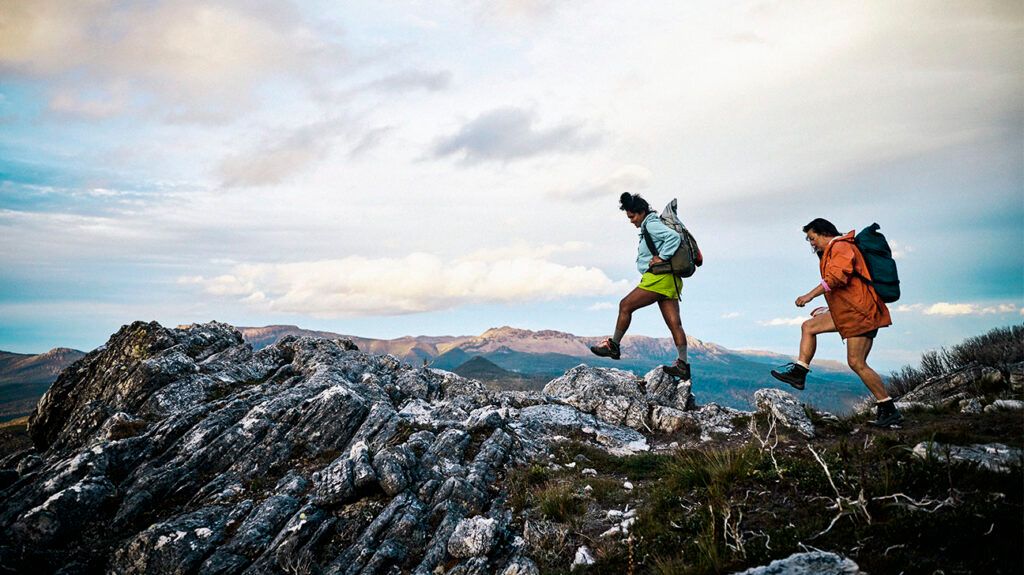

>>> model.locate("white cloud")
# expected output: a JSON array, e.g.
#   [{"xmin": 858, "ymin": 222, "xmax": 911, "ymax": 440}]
[
  {"xmin": 757, "ymin": 316, "xmax": 806, "ymax": 327},
  {"xmin": 588, "ymin": 302, "xmax": 616, "ymax": 312},
  {"xmin": 183, "ymin": 253, "xmax": 629, "ymax": 316},
  {"xmin": 217, "ymin": 118, "xmax": 351, "ymax": 187},
  {"xmin": 0, "ymin": 0, "xmax": 344, "ymax": 121},
  {"xmin": 904, "ymin": 302, "xmax": 1022, "ymax": 316},
  {"xmin": 431, "ymin": 107, "xmax": 601, "ymax": 164},
  {"xmin": 547, "ymin": 165, "xmax": 652, "ymax": 203},
  {"xmin": 721, "ymin": 312, "xmax": 742, "ymax": 319}
]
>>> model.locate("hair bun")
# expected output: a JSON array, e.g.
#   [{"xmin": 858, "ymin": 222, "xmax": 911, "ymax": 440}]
[{"xmin": 619, "ymin": 192, "xmax": 632, "ymax": 204}]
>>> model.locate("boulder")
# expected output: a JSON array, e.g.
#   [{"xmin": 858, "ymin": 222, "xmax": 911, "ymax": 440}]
[
  {"xmin": 754, "ymin": 389, "xmax": 815, "ymax": 438},
  {"xmin": 733, "ymin": 551, "xmax": 861, "ymax": 574},
  {"xmin": 983, "ymin": 399, "xmax": 1024, "ymax": 413},
  {"xmin": 912, "ymin": 442, "xmax": 1023, "ymax": 473},
  {"xmin": 543, "ymin": 365, "xmax": 648, "ymax": 429},
  {"xmin": 643, "ymin": 367, "xmax": 693, "ymax": 411},
  {"xmin": 448, "ymin": 516, "xmax": 499, "ymax": 558}
]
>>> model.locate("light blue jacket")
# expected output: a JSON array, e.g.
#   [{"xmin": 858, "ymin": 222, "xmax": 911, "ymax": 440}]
[{"xmin": 636, "ymin": 213, "xmax": 681, "ymax": 274}]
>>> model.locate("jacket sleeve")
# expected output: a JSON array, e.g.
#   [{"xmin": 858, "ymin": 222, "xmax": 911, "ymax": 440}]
[
  {"xmin": 646, "ymin": 218, "xmax": 681, "ymax": 259},
  {"xmin": 822, "ymin": 243, "xmax": 856, "ymax": 289}
]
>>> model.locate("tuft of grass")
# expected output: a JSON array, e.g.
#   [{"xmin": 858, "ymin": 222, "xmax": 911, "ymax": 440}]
[{"xmin": 536, "ymin": 483, "xmax": 586, "ymax": 523}]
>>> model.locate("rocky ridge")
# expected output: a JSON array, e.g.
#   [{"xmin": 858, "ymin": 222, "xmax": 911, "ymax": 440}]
[
  {"xmin": 3, "ymin": 321, "xmax": 1018, "ymax": 573},
  {"xmin": 0, "ymin": 320, "xmax": 816, "ymax": 574}
]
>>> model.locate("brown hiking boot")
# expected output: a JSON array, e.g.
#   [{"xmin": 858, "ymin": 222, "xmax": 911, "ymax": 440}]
[
  {"xmin": 590, "ymin": 338, "xmax": 621, "ymax": 360},
  {"xmin": 663, "ymin": 359, "xmax": 691, "ymax": 381}
]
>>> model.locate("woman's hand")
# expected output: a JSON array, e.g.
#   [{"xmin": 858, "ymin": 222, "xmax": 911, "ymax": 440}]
[
  {"xmin": 795, "ymin": 293, "xmax": 814, "ymax": 307},
  {"xmin": 651, "ymin": 256, "xmax": 664, "ymax": 265}
]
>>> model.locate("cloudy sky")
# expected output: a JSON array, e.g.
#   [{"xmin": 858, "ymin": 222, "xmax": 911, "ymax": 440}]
[{"xmin": 1, "ymin": 0, "xmax": 1021, "ymax": 370}]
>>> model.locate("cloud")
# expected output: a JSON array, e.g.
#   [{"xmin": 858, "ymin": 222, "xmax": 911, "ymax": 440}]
[
  {"xmin": 721, "ymin": 312, "xmax": 742, "ymax": 319},
  {"xmin": 431, "ymin": 107, "xmax": 600, "ymax": 164},
  {"xmin": 360, "ymin": 70, "xmax": 452, "ymax": 94},
  {"xmin": 757, "ymin": 316, "xmax": 806, "ymax": 327},
  {"xmin": 182, "ymin": 252, "xmax": 629, "ymax": 316},
  {"xmin": 47, "ymin": 85, "xmax": 130, "ymax": 119},
  {"xmin": 217, "ymin": 118, "xmax": 350, "ymax": 187},
  {"xmin": 588, "ymin": 302, "xmax": 616, "ymax": 312},
  {"xmin": 548, "ymin": 165, "xmax": 652, "ymax": 202},
  {"xmin": 0, "ymin": 0, "xmax": 344, "ymax": 122},
  {"xmin": 895, "ymin": 301, "xmax": 1020, "ymax": 316}
]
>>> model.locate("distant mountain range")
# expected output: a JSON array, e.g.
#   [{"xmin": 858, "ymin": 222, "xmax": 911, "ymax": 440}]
[
  {"xmin": 0, "ymin": 325, "xmax": 869, "ymax": 423},
  {"xmin": 0, "ymin": 348, "xmax": 85, "ymax": 421},
  {"xmin": 237, "ymin": 325, "xmax": 867, "ymax": 413}
]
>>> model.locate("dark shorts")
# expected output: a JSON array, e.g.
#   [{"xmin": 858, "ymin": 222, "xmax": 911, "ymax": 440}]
[{"xmin": 853, "ymin": 328, "xmax": 878, "ymax": 339}]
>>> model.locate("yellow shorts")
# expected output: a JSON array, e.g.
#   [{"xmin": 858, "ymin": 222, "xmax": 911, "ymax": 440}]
[{"xmin": 637, "ymin": 272, "xmax": 681, "ymax": 299}]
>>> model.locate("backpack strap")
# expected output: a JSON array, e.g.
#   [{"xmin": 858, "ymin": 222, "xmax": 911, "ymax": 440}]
[{"xmin": 641, "ymin": 222, "xmax": 659, "ymax": 260}]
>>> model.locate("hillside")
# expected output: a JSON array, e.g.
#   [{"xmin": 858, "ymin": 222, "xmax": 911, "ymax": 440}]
[
  {"xmin": 0, "ymin": 321, "xmax": 1019, "ymax": 574},
  {"xmin": 238, "ymin": 325, "xmax": 865, "ymax": 413},
  {"xmin": 0, "ymin": 348, "xmax": 85, "ymax": 422}
]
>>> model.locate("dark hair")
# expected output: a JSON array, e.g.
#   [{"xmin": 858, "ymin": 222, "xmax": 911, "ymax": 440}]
[
  {"xmin": 803, "ymin": 218, "xmax": 840, "ymax": 237},
  {"xmin": 619, "ymin": 193, "xmax": 651, "ymax": 214}
]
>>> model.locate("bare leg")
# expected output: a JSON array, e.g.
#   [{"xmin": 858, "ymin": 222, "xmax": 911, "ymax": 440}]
[
  {"xmin": 798, "ymin": 312, "xmax": 837, "ymax": 365},
  {"xmin": 847, "ymin": 336, "xmax": 889, "ymax": 401},
  {"xmin": 657, "ymin": 298, "xmax": 687, "ymax": 350},
  {"xmin": 615, "ymin": 288, "xmax": 663, "ymax": 337}
]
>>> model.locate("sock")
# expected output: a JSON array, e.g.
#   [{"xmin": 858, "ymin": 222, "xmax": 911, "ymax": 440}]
[
  {"xmin": 612, "ymin": 330, "xmax": 625, "ymax": 344},
  {"xmin": 876, "ymin": 398, "xmax": 893, "ymax": 404},
  {"xmin": 796, "ymin": 360, "xmax": 810, "ymax": 370},
  {"xmin": 677, "ymin": 343, "xmax": 688, "ymax": 362}
]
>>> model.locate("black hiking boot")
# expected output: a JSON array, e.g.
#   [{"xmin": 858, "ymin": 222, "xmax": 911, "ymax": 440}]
[
  {"xmin": 590, "ymin": 338, "xmax": 621, "ymax": 360},
  {"xmin": 770, "ymin": 362, "xmax": 808, "ymax": 390},
  {"xmin": 868, "ymin": 400, "xmax": 904, "ymax": 429},
  {"xmin": 663, "ymin": 359, "xmax": 691, "ymax": 381}
]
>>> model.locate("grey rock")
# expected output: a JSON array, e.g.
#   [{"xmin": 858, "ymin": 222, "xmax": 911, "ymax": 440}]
[
  {"xmin": 649, "ymin": 405, "xmax": 689, "ymax": 433},
  {"xmin": 732, "ymin": 551, "xmax": 861, "ymax": 574},
  {"xmin": 983, "ymin": 399, "xmax": 1024, "ymax": 413},
  {"xmin": 754, "ymin": 388, "xmax": 815, "ymax": 438},
  {"xmin": 912, "ymin": 441, "xmax": 1024, "ymax": 473},
  {"xmin": 643, "ymin": 367, "xmax": 693, "ymax": 411},
  {"xmin": 960, "ymin": 398, "xmax": 984, "ymax": 414},
  {"xmin": 0, "ymin": 320, "xmax": 684, "ymax": 573},
  {"xmin": 682, "ymin": 403, "xmax": 751, "ymax": 441},
  {"xmin": 501, "ymin": 556, "xmax": 540, "ymax": 575},
  {"xmin": 448, "ymin": 516, "xmax": 499, "ymax": 558},
  {"xmin": 900, "ymin": 365, "xmax": 1005, "ymax": 406},
  {"xmin": 110, "ymin": 506, "xmax": 229, "ymax": 575},
  {"xmin": 1009, "ymin": 362, "xmax": 1024, "ymax": 391},
  {"xmin": 544, "ymin": 365, "xmax": 649, "ymax": 429},
  {"xmin": 894, "ymin": 401, "xmax": 935, "ymax": 412}
]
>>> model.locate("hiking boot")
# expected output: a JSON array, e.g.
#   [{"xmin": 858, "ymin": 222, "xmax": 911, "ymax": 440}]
[
  {"xmin": 590, "ymin": 338, "xmax": 621, "ymax": 360},
  {"xmin": 663, "ymin": 359, "xmax": 691, "ymax": 381},
  {"xmin": 770, "ymin": 362, "xmax": 808, "ymax": 390},
  {"xmin": 868, "ymin": 401, "xmax": 904, "ymax": 429}
]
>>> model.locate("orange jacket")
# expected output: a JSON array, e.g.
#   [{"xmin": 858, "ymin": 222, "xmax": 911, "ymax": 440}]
[{"xmin": 819, "ymin": 231, "xmax": 892, "ymax": 338}]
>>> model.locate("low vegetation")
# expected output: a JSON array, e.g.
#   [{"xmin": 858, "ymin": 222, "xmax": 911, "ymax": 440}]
[
  {"xmin": 887, "ymin": 324, "xmax": 1023, "ymax": 398},
  {"xmin": 507, "ymin": 408, "xmax": 1022, "ymax": 574}
]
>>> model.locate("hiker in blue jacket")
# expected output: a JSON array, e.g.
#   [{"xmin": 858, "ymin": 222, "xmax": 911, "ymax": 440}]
[{"xmin": 590, "ymin": 193, "xmax": 691, "ymax": 380}]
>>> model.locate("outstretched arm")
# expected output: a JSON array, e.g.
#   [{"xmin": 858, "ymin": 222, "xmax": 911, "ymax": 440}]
[{"xmin": 796, "ymin": 283, "xmax": 826, "ymax": 307}]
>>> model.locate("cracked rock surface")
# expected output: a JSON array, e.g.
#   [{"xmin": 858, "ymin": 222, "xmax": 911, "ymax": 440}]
[{"xmin": 0, "ymin": 321, "xmax": 731, "ymax": 574}]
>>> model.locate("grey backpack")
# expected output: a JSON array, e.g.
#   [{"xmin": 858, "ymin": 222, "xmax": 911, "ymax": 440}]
[{"xmin": 642, "ymin": 199, "xmax": 703, "ymax": 278}]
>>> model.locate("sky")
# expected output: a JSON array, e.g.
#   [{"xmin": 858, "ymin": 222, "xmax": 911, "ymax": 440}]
[{"xmin": 1, "ymin": 0, "xmax": 1021, "ymax": 371}]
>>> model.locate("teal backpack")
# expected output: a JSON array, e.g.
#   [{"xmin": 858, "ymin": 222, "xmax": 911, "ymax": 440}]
[{"xmin": 854, "ymin": 223, "xmax": 900, "ymax": 303}]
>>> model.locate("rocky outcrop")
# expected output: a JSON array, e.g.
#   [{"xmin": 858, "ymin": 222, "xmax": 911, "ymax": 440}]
[
  {"xmin": 542, "ymin": 364, "xmax": 697, "ymax": 435},
  {"xmin": 898, "ymin": 364, "xmax": 1006, "ymax": 407},
  {"xmin": 0, "ymin": 321, "xmax": 746, "ymax": 573},
  {"xmin": 733, "ymin": 551, "xmax": 861, "ymax": 574},
  {"xmin": 754, "ymin": 388, "xmax": 816, "ymax": 438},
  {"xmin": 912, "ymin": 441, "xmax": 1023, "ymax": 473}
]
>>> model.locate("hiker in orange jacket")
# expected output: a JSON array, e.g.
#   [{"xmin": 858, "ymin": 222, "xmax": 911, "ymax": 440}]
[{"xmin": 771, "ymin": 218, "xmax": 903, "ymax": 428}]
